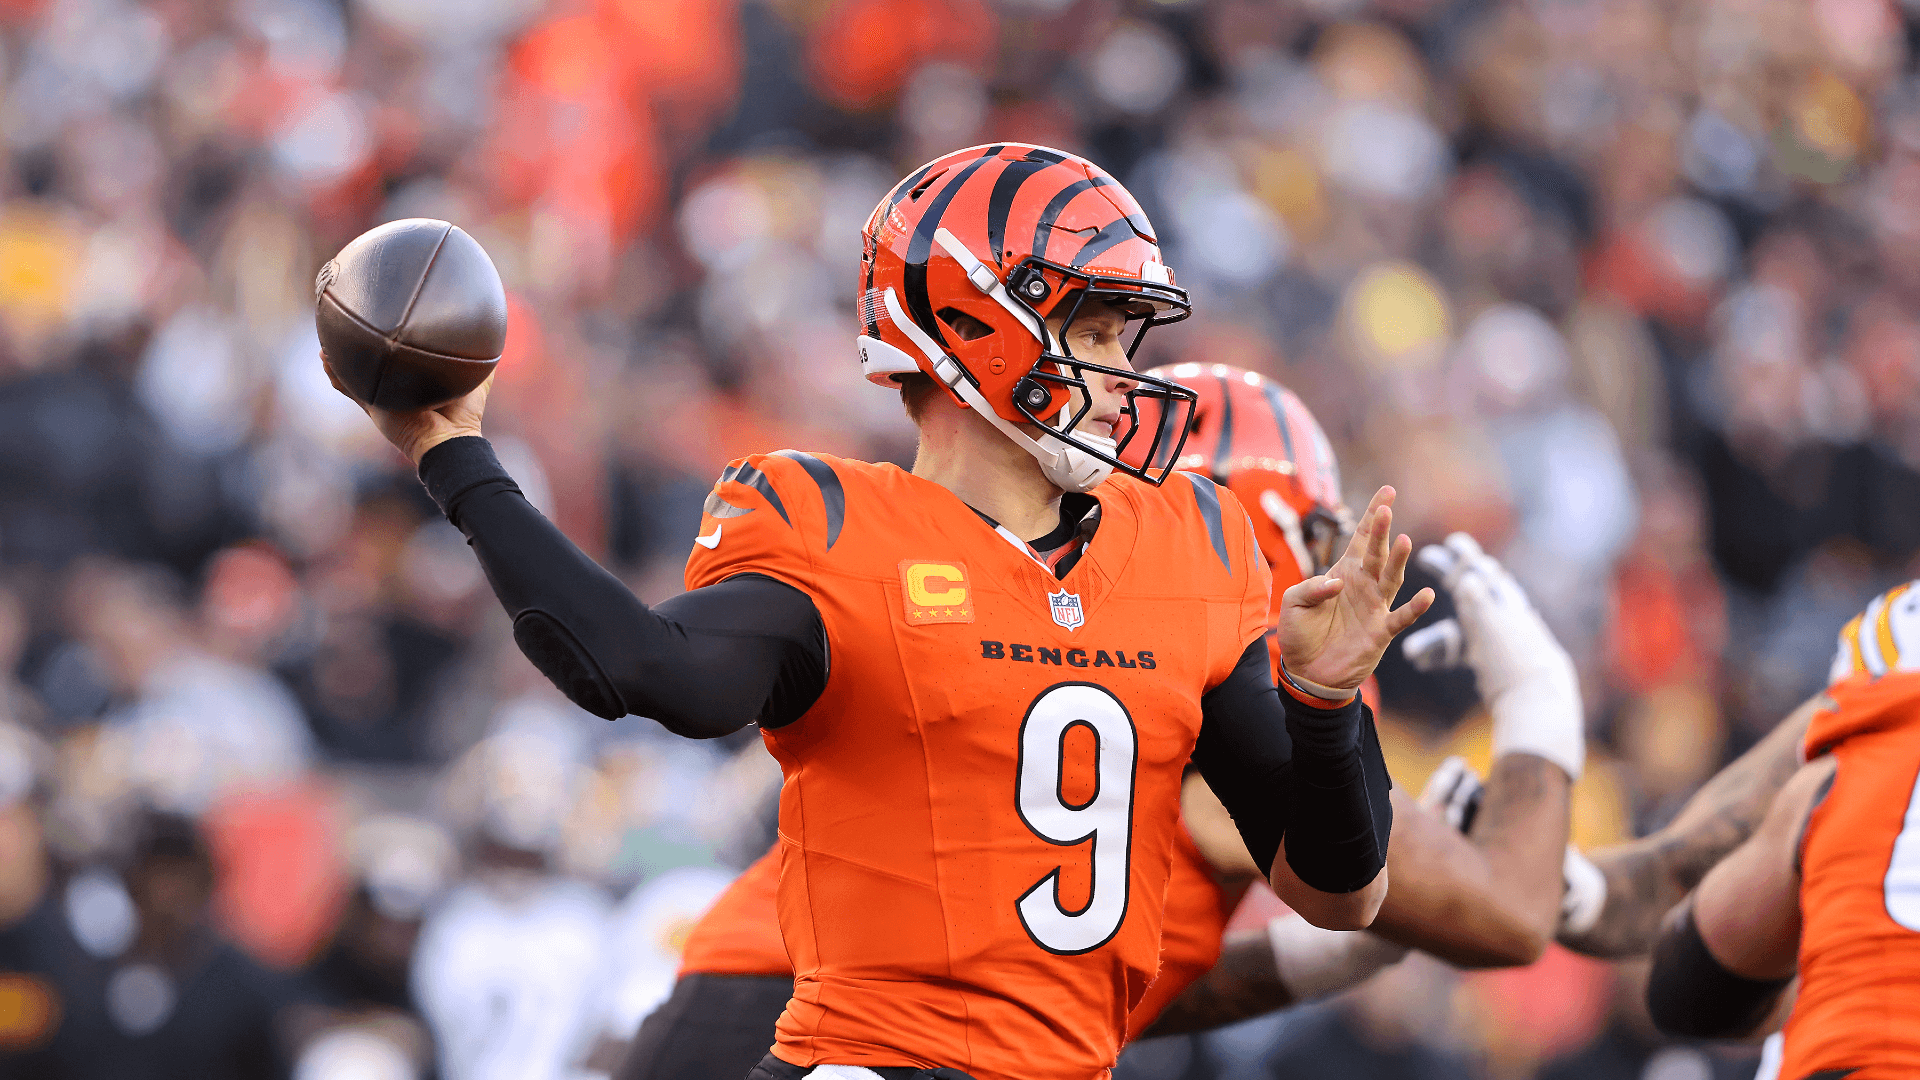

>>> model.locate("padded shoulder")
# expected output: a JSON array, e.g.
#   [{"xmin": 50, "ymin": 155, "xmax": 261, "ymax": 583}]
[
  {"xmin": 1116, "ymin": 471, "xmax": 1264, "ymax": 585},
  {"xmin": 685, "ymin": 451, "xmax": 837, "ymax": 591},
  {"xmin": 1806, "ymin": 669, "xmax": 1920, "ymax": 759}
]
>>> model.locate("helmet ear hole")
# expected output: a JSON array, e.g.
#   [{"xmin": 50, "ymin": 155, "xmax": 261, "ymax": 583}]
[{"xmin": 936, "ymin": 307, "xmax": 994, "ymax": 342}]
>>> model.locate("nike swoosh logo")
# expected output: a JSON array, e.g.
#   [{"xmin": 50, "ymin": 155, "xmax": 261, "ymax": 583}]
[{"xmin": 694, "ymin": 525, "xmax": 722, "ymax": 549}]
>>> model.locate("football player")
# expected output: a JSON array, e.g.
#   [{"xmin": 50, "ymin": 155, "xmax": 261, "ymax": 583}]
[
  {"xmin": 617, "ymin": 367, "xmax": 1579, "ymax": 1077},
  {"xmin": 1124, "ymin": 367, "xmax": 1582, "ymax": 1036},
  {"xmin": 1639, "ymin": 583, "xmax": 1920, "ymax": 1078},
  {"xmin": 329, "ymin": 144, "xmax": 1430, "ymax": 1080}
]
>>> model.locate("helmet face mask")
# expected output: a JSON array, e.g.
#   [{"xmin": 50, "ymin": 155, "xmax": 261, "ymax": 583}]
[
  {"xmin": 1005, "ymin": 264, "xmax": 1196, "ymax": 485},
  {"xmin": 858, "ymin": 143, "xmax": 1198, "ymax": 491}
]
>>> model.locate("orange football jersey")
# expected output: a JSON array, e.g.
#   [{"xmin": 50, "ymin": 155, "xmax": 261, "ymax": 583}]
[
  {"xmin": 678, "ymin": 847, "xmax": 789, "ymax": 977},
  {"xmin": 1124, "ymin": 829, "xmax": 1235, "ymax": 1043},
  {"xmin": 685, "ymin": 450, "xmax": 1269, "ymax": 1080},
  {"xmin": 1782, "ymin": 670, "xmax": 1920, "ymax": 1080},
  {"xmin": 677, "ymin": 832, "xmax": 1233, "ymax": 1043}
]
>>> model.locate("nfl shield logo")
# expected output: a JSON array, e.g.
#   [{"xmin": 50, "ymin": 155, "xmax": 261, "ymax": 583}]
[{"xmin": 1048, "ymin": 590, "xmax": 1085, "ymax": 631}]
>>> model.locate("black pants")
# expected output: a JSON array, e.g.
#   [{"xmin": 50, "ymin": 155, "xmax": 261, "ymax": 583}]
[{"xmin": 614, "ymin": 973, "xmax": 793, "ymax": 1080}]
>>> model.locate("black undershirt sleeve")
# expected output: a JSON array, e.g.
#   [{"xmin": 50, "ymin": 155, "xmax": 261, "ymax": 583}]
[
  {"xmin": 1193, "ymin": 639, "xmax": 1392, "ymax": 893},
  {"xmin": 1645, "ymin": 903, "xmax": 1792, "ymax": 1039},
  {"xmin": 418, "ymin": 436, "xmax": 827, "ymax": 738}
]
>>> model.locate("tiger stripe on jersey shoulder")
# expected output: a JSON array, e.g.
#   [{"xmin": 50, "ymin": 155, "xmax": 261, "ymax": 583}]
[
  {"xmin": 1179, "ymin": 472, "xmax": 1232, "ymax": 571},
  {"xmin": 709, "ymin": 450, "xmax": 850, "ymax": 555},
  {"xmin": 772, "ymin": 451, "xmax": 845, "ymax": 551},
  {"xmin": 716, "ymin": 461, "xmax": 790, "ymax": 526}
]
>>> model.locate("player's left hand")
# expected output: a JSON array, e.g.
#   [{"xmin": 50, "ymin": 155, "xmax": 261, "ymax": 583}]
[
  {"xmin": 1277, "ymin": 486, "xmax": 1434, "ymax": 693},
  {"xmin": 324, "ymin": 349, "xmax": 491, "ymax": 466}
]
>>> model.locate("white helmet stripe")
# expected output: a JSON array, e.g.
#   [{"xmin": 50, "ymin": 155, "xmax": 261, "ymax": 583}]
[{"xmin": 877, "ymin": 287, "xmax": 1112, "ymax": 492}]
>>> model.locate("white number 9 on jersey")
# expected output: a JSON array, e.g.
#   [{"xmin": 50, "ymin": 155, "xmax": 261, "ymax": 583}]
[{"xmin": 1015, "ymin": 683, "xmax": 1138, "ymax": 954}]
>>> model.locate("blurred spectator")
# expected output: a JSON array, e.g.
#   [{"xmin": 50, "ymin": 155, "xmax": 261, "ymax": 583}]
[{"xmin": 0, "ymin": 0, "xmax": 1914, "ymax": 1077}]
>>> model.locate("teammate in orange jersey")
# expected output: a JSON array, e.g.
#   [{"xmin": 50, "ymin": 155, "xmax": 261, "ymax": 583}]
[
  {"xmin": 1642, "ymin": 582, "xmax": 1920, "ymax": 1078},
  {"xmin": 616, "ymin": 365, "xmax": 1578, "ymax": 1079},
  {"xmin": 330, "ymin": 144, "xmax": 1431, "ymax": 1080}
]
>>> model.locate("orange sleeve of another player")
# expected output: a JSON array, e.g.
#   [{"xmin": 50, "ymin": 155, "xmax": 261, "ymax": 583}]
[
  {"xmin": 679, "ymin": 846, "xmax": 793, "ymax": 978},
  {"xmin": 685, "ymin": 453, "xmax": 823, "ymax": 596},
  {"xmin": 1125, "ymin": 827, "xmax": 1233, "ymax": 1042}
]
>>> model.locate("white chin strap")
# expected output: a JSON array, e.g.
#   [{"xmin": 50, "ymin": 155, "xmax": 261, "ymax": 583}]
[{"xmin": 875, "ymin": 278, "xmax": 1116, "ymax": 494}]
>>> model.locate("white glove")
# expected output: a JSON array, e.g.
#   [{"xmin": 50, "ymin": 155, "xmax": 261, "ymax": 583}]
[
  {"xmin": 1409, "ymin": 533, "xmax": 1585, "ymax": 781},
  {"xmin": 1418, "ymin": 755, "xmax": 1485, "ymax": 833},
  {"xmin": 1267, "ymin": 913, "xmax": 1410, "ymax": 1002},
  {"xmin": 1559, "ymin": 846, "xmax": 1607, "ymax": 936},
  {"xmin": 1753, "ymin": 1032, "xmax": 1785, "ymax": 1080}
]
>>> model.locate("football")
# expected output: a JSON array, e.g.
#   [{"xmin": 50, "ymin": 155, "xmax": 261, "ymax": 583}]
[{"xmin": 315, "ymin": 218, "xmax": 507, "ymax": 412}]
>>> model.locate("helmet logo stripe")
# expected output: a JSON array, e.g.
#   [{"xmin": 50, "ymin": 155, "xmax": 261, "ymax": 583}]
[
  {"xmin": 1031, "ymin": 177, "xmax": 1114, "ymax": 261},
  {"xmin": 1067, "ymin": 218, "xmax": 1140, "ymax": 269},
  {"xmin": 1212, "ymin": 373, "xmax": 1235, "ymax": 478},
  {"xmin": 986, "ymin": 151, "xmax": 1063, "ymax": 264},
  {"xmin": 1260, "ymin": 382, "xmax": 1298, "ymax": 467},
  {"xmin": 905, "ymin": 145, "xmax": 1004, "ymax": 266},
  {"xmin": 902, "ymin": 147, "xmax": 1005, "ymax": 342}
]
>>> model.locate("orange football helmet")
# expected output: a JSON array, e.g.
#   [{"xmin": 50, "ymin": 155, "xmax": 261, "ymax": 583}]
[
  {"xmin": 856, "ymin": 143, "xmax": 1197, "ymax": 491},
  {"xmin": 1127, "ymin": 363, "xmax": 1351, "ymax": 589}
]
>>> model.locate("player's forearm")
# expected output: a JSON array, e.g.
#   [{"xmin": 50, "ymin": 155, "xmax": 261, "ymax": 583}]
[
  {"xmin": 1141, "ymin": 914, "xmax": 1410, "ymax": 1038},
  {"xmin": 1194, "ymin": 643, "xmax": 1392, "ymax": 924},
  {"xmin": 1465, "ymin": 754, "xmax": 1570, "ymax": 947},
  {"xmin": 1276, "ymin": 695, "xmax": 1393, "ymax": 917},
  {"xmin": 1136, "ymin": 932, "xmax": 1294, "ymax": 1039},
  {"xmin": 1559, "ymin": 697, "xmax": 1817, "ymax": 957},
  {"xmin": 1366, "ymin": 786, "xmax": 1547, "ymax": 968},
  {"xmin": 419, "ymin": 437, "xmax": 824, "ymax": 737}
]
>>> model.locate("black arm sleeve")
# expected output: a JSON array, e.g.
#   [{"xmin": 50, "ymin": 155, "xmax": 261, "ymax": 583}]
[
  {"xmin": 1645, "ymin": 903, "xmax": 1792, "ymax": 1039},
  {"xmin": 419, "ymin": 436, "xmax": 827, "ymax": 738},
  {"xmin": 1192, "ymin": 639, "xmax": 1392, "ymax": 893}
]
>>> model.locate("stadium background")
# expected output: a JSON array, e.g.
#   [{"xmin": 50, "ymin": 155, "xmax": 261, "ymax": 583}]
[{"xmin": 0, "ymin": 0, "xmax": 1908, "ymax": 1077}]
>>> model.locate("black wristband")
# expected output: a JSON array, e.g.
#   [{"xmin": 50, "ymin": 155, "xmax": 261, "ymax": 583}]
[
  {"xmin": 1282, "ymin": 691, "xmax": 1362, "ymax": 775},
  {"xmin": 418, "ymin": 436, "xmax": 517, "ymax": 525},
  {"xmin": 1282, "ymin": 695, "xmax": 1390, "ymax": 893},
  {"xmin": 1646, "ymin": 904, "xmax": 1792, "ymax": 1039}
]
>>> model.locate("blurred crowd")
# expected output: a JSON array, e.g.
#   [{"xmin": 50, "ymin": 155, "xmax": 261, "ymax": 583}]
[{"xmin": 0, "ymin": 0, "xmax": 1912, "ymax": 1077}]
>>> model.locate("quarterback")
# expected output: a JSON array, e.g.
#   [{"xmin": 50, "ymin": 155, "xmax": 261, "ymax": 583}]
[
  {"xmin": 329, "ymin": 144, "xmax": 1430, "ymax": 1080},
  {"xmin": 619, "ymin": 367, "xmax": 1580, "ymax": 1079}
]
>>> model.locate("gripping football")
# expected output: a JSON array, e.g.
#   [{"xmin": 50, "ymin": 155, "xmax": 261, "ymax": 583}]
[{"xmin": 315, "ymin": 218, "xmax": 507, "ymax": 412}]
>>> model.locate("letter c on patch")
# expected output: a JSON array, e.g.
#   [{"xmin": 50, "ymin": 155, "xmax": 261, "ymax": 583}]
[{"xmin": 906, "ymin": 563, "xmax": 968, "ymax": 607}]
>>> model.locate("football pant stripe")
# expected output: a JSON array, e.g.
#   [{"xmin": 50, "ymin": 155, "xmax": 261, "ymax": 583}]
[
  {"xmin": 773, "ymin": 450, "xmax": 846, "ymax": 551},
  {"xmin": 719, "ymin": 463, "xmax": 790, "ymax": 526},
  {"xmin": 1860, "ymin": 595, "xmax": 1889, "ymax": 676},
  {"xmin": 1182, "ymin": 472, "xmax": 1232, "ymax": 570}
]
